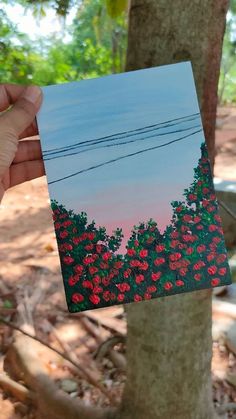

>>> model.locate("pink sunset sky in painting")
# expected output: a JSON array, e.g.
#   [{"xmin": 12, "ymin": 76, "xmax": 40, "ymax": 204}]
[{"xmin": 38, "ymin": 62, "xmax": 204, "ymax": 254}]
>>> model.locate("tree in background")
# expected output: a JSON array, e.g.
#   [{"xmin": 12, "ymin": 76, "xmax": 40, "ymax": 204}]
[
  {"xmin": 122, "ymin": 1, "xmax": 228, "ymax": 418},
  {"xmin": 0, "ymin": 0, "xmax": 231, "ymax": 418},
  {"xmin": 218, "ymin": 0, "xmax": 236, "ymax": 103},
  {"xmin": 0, "ymin": 0, "xmax": 127, "ymax": 85},
  {"xmin": 68, "ymin": 0, "xmax": 127, "ymax": 77}
]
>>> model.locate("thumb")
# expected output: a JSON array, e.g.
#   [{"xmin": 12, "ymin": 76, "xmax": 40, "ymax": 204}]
[{"xmin": 2, "ymin": 85, "xmax": 42, "ymax": 136}]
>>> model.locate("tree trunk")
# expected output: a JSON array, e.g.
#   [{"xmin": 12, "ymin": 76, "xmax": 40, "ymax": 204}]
[{"xmin": 119, "ymin": 1, "xmax": 229, "ymax": 419}]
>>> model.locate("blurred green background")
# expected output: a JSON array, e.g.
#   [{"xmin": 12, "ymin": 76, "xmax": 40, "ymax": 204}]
[{"xmin": 0, "ymin": 0, "xmax": 235, "ymax": 104}]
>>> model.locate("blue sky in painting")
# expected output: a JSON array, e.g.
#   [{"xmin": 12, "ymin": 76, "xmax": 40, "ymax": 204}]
[{"xmin": 38, "ymin": 61, "xmax": 205, "ymax": 248}]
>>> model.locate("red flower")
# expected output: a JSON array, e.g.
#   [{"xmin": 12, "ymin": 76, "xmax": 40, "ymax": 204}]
[
  {"xmin": 207, "ymin": 265, "xmax": 217, "ymax": 275},
  {"xmin": 55, "ymin": 222, "xmax": 61, "ymax": 230},
  {"xmin": 208, "ymin": 224, "xmax": 217, "ymax": 232},
  {"xmin": 82, "ymin": 280, "xmax": 93, "ymax": 289},
  {"xmin": 134, "ymin": 240, "xmax": 139, "ymax": 247},
  {"xmin": 89, "ymin": 266, "xmax": 98, "ymax": 275},
  {"xmin": 211, "ymin": 278, "xmax": 220, "ymax": 287},
  {"xmin": 176, "ymin": 206, "xmax": 183, "ymax": 213},
  {"xmin": 179, "ymin": 268, "xmax": 187, "ymax": 276},
  {"xmin": 216, "ymin": 254, "xmax": 227, "ymax": 264},
  {"xmin": 83, "ymin": 256, "xmax": 96, "ymax": 265},
  {"xmin": 100, "ymin": 262, "xmax": 109, "ymax": 269},
  {"xmin": 188, "ymin": 193, "xmax": 197, "ymax": 201},
  {"xmin": 183, "ymin": 214, "xmax": 192, "ymax": 223},
  {"xmin": 102, "ymin": 252, "xmax": 112, "ymax": 261},
  {"xmin": 74, "ymin": 265, "xmax": 84, "ymax": 274},
  {"xmin": 193, "ymin": 216, "xmax": 201, "ymax": 223},
  {"xmin": 64, "ymin": 243, "xmax": 73, "ymax": 251},
  {"xmin": 146, "ymin": 237, "xmax": 154, "ymax": 244},
  {"xmin": 93, "ymin": 286, "xmax": 103, "ymax": 294},
  {"xmin": 73, "ymin": 237, "xmax": 81, "ymax": 245},
  {"xmin": 156, "ymin": 244, "xmax": 165, "ymax": 252},
  {"xmin": 114, "ymin": 261, "xmax": 123, "ymax": 269},
  {"xmin": 63, "ymin": 220, "xmax": 72, "ymax": 227},
  {"xmin": 93, "ymin": 275, "xmax": 101, "ymax": 284},
  {"xmin": 147, "ymin": 285, "xmax": 156, "ymax": 293},
  {"xmin": 169, "ymin": 252, "xmax": 182, "ymax": 262},
  {"xmin": 63, "ymin": 256, "xmax": 74, "ymax": 265},
  {"xmin": 139, "ymin": 249, "xmax": 148, "ymax": 258},
  {"xmin": 102, "ymin": 277, "xmax": 110, "ymax": 286},
  {"xmin": 103, "ymin": 291, "xmax": 110, "ymax": 301},
  {"xmin": 202, "ymin": 199, "xmax": 209, "ymax": 208},
  {"xmin": 170, "ymin": 231, "xmax": 179, "ymax": 239},
  {"xmin": 214, "ymin": 214, "xmax": 221, "ymax": 223},
  {"xmin": 207, "ymin": 253, "xmax": 215, "ymax": 262},
  {"xmin": 194, "ymin": 273, "xmax": 201, "ymax": 281},
  {"xmin": 117, "ymin": 294, "xmax": 125, "ymax": 302},
  {"xmin": 85, "ymin": 244, "xmax": 94, "ymax": 251},
  {"xmin": 87, "ymin": 232, "xmax": 95, "ymax": 241},
  {"xmin": 134, "ymin": 294, "xmax": 142, "ymax": 302},
  {"xmin": 203, "ymin": 187, "xmax": 209, "ymax": 194},
  {"xmin": 139, "ymin": 261, "xmax": 149, "ymax": 271},
  {"xmin": 169, "ymin": 262, "xmax": 177, "ymax": 270},
  {"xmin": 144, "ymin": 293, "xmax": 152, "ymax": 300},
  {"xmin": 212, "ymin": 237, "xmax": 221, "ymax": 244},
  {"xmin": 170, "ymin": 240, "xmax": 179, "ymax": 248},
  {"xmin": 116, "ymin": 283, "xmax": 130, "ymax": 292},
  {"xmin": 207, "ymin": 206, "xmax": 215, "ymax": 213},
  {"xmin": 186, "ymin": 247, "xmax": 194, "ymax": 255},
  {"xmin": 154, "ymin": 257, "xmax": 165, "ymax": 266},
  {"xmin": 68, "ymin": 275, "xmax": 80, "ymax": 286},
  {"xmin": 135, "ymin": 274, "xmax": 144, "ymax": 284},
  {"xmin": 60, "ymin": 230, "xmax": 68, "ymax": 239},
  {"xmin": 218, "ymin": 267, "xmax": 227, "ymax": 276},
  {"xmin": 197, "ymin": 245, "xmax": 206, "ymax": 253},
  {"xmin": 164, "ymin": 282, "xmax": 173, "ymax": 291},
  {"xmin": 151, "ymin": 272, "xmax": 161, "ymax": 281},
  {"xmin": 71, "ymin": 293, "xmax": 84, "ymax": 304},
  {"xmin": 182, "ymin": 235, "xmax": 193, "ymax": 243},
  {"xmin": 89, "ymin": 294, "xmax": 100, "ymax": 305},
  {"xmin": 176, "ymin": 279, "xmax": 184, "ymax": 286},
  {"xmin": 96, "ymin": 244, "xmax": 103, "ymax": 253},
  {"xmin": 124, "ymin": 269, "xmax": 132, "ymax": 278},
  {"xmin": 127, "ymin": 248, "xmax": 136, "ymax": 256},
  {"xmin": 196, "ymin": 224, "xmax": 203, "ymax": 230},
  {"xmin": 130, "ymin": 259, "xmax": 141, "ymax": 268}
]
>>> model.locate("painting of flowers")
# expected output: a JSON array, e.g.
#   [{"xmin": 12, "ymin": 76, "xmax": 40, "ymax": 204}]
[{"xmin": 37, "ymin": 61, "xmax": 231, "ymax": 312}]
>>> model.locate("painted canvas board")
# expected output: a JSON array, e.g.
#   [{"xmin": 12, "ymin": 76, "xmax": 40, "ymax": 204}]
[{"xmin": 37, "ymin": 61, "xmax": 232, "ymax": 312}]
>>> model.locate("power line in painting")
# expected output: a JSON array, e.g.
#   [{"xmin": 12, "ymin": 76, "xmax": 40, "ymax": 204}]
[
  {"xmin": 43, "ymin": 112, "xmax": 201, "ymax": 156},
  {"xmin": 44, "ymin": 123, "xmax": 201, "ymax": 162},
  {"xmin": 48, "ymin": 128, "xmax": 202, "ymax": 185}
]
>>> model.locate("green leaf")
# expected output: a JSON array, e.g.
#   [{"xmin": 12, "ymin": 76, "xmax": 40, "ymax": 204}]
[{"xmin": 106, "ymin": 0, "xmax": 127, "ymax": 18}]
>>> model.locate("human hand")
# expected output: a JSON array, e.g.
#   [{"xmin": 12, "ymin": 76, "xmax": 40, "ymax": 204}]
[{"xmin": 0, "ymin": 84, "xmax": 45, "ymax": 202}]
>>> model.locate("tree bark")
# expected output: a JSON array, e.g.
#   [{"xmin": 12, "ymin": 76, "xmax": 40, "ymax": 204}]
[{"xmin": 119, "ymin": 1, "xmax": 229, "ymax": 419}]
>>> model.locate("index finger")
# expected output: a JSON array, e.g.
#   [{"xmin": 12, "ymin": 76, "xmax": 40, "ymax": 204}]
[
  {"xmin": 0, "ymin": 84, "xmax": 39, "ymax": 138},
  {"xmin": 0, "ymin": 84, "xmax": 26, "ymax": 111}
]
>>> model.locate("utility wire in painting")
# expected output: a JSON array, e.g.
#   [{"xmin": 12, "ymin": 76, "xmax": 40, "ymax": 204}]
[
  {"xmin": 48, "ymin": 129, "xmax": 202, "ymax": 185},
  {"xmin": 43, "ymin": 112, "xmax": 201, "ymax": 155},
  {"xmin": 44, "ymin": 123, "xmax": 201, "ymax": 162}
]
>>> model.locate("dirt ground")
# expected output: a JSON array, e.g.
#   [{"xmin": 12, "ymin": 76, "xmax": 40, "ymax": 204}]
[{"xmin": 0, "ymin": 106, "xmax": 236, "ymax": 418}]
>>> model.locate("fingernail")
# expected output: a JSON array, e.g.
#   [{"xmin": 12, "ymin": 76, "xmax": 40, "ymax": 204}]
[{"xmin": 21, "ymin": 86, "xmax": 42, "ymax": 104}]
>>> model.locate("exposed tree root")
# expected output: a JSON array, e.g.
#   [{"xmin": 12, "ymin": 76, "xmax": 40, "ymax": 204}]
[{"xmin": 4, "ymin": 333, "xmax": 117, "ymax": 419}]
